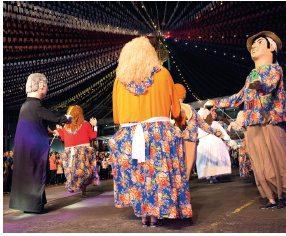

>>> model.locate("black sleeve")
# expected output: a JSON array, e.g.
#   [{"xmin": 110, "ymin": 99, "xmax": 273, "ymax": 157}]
[{"xmin": 36, "ymin": 102, "xmax": 68, "ymax": 124}]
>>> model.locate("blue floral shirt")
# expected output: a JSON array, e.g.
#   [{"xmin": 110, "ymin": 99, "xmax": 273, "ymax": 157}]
[
  {"xmin": 183, "ymin": 106, "xmax": 217, "ymax": 143},
  {"xmin": 213, "ymin": 64, "xmax": 285, "ymax": 126}
]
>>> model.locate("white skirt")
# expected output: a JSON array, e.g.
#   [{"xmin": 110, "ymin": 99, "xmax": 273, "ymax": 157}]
[{"xmin": 196, "ymin": 121, "xmax": 232, "ymax": 179}]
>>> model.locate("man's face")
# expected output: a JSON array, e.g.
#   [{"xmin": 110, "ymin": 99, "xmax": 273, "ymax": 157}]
[
  {"xmin": 42, "ymin": 83, "xmax": 48, "ymax": 99},
  {"xmin": 9, "ymin": 151, "xmax": 13, "ymax": 157},
  {"xmin": 3, "ymin": 152, "xmax": 6, "ymax": 157},
  {"xmin": 251, "ymin": 37, "xmax": 272, "ymax": 61}
]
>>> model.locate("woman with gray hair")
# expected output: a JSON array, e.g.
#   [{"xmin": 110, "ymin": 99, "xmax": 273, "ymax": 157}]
[{"xmin": 9, "ymin": 73, "xmax": 72, "ymax": 213}]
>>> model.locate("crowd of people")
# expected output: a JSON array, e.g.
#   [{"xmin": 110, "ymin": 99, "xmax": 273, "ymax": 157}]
[
  {"xmin": 3, "ymin": 151, "xmax": 13, "ymax": 194},
  {"xmin": 5, "ymin": 31, "xmax": 286, "ymax": 227}
]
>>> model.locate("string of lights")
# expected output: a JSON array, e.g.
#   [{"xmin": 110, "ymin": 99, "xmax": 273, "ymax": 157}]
[{"xmin": 168, "ymin": 51, "xmax": 201, "ymax": 101}]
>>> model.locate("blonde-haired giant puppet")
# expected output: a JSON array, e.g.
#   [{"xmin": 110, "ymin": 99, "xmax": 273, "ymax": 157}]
[
  {"xmin": 208, "ymin": 31, "xmax": 286, "ymax": 209},
  {"xmin": 109, "ymin": 37, "xmax": 192, "ymax": 227},
  {"xmin": 174, "ymin": 84, "xmax": 223, "ymax": 181}
]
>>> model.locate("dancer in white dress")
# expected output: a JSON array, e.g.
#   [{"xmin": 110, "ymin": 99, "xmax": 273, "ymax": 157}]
[{"xmin": 196, "ymin": 107, "xmax": 232, "ymax": 182}]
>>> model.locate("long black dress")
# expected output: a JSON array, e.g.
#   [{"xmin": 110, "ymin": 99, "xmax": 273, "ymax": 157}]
[{"xmin": 9, "ymin": 97, "xmax": 68, "ymax": 213}]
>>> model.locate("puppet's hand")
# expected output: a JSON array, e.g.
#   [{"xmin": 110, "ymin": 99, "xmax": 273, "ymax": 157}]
[
  {"xmin": 248, "ymin": 79, "xmax": 263, "ymax": 90},
  {"xmin": 56, "ymin": 124, "xmax": 63, "ymax": 129},
  {"xmin": 90, "ymin": 117, "xmax": 97, "ymax": 127},
  {"xmin": 54, "ymin": 130, "xmax": 60, "ymax": 137},
  {"xmin": 65, "ymin": 115, "xmax": 73, "ymax": 124},
  {"xmin": 214, "ymin": 130, "xmax": 224, "ymax": 139}
]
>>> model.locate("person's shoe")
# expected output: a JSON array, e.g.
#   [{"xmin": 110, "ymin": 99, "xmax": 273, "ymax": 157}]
[
  {"xmin": 277, "ymin": 199, "xmax": 284, "ymax": 209},
  {"xmin": 142, "ymin": 221, "xmax": 150, "ymax": 227},
  {"xmin": 68, "ymin": 190, "xmax": 74, "ymax": 193},
  {"xmin": 210, "ymin": 179, "xmax": 213, "ymax": 183},
  {"xmin": 150, "ymin": 221, "xmax": 162, "ymax": 227},
  {"xmin": 260, "ymin": 201, "xmax": 277, "ymax": 209}
]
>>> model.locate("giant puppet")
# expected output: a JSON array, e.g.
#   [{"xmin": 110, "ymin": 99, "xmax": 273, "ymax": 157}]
[
  {"xmin": 9, "ymin": 73, "xmax": 72, "ymax": 213},
  {"xmin": 207, "ymin": 31, "xmax": 286, "ymax": 209}
]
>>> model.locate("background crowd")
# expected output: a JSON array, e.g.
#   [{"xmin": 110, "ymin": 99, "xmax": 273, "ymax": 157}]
[{"xmin": 3, "ymin": 148, "xmax": 113, "ymax": 195}]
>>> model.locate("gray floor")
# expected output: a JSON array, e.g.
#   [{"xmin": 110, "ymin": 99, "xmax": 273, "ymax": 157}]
[{"xmin": 3, "ymin": 168, "xmax": 286, "ymax": 233}]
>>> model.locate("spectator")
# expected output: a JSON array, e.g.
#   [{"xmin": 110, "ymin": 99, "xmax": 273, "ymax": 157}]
[
  {"xmin": 3, "ymin": 152, "xmax": 7, "ymax": 162},
  {"xmin": 56, "ymin": 154, "xmax": 64, "ymax": 185},
  {"xmin": 96, "ymin": 151, "xmax": 101, "ymax": 176},
  {"xmin": 107, "ymin": 155, "xmax": 112, "ymax": 179},
  {"xmin": 49, "ymin": 152, "xmax": 57, "ymax": 185},
  {"xmin": 101, "ymin": 156, "xmax": 108, "ymax": 180},
  {"xmin": 6, "ymin": 150, "xmax": 14, "ymax": 192},
  {"xmin": 3, "ymin": 160, "xmax": 9, "ymax": 194}
]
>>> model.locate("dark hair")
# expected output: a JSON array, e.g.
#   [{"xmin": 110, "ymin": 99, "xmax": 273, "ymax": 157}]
[
  {"xmin": 252, "ymin": 35, "xmax": 277, "ymax": 63},
  {"xmin": 204, "ymin": 114, "xmax": 213, "ymax": 126}
]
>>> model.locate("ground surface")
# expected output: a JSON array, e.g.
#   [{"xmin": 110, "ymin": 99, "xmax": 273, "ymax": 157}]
[{"xmin": 3, "ymin": 168, "xmax": 286, "ymax": 233}]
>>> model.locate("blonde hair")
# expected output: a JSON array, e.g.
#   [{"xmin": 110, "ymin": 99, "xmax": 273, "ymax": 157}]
[{"xmin": 116, "ymin": 36, "xmax": 161, "ymax": 84}]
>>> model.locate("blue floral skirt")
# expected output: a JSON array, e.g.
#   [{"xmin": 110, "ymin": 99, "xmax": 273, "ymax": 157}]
[
  {"xmin": 61, "ymin": 146, "xmax": 101, "ymax": 191},
  {"xmin": 108, "ymin": 121, "xmax": 192, "ymax": 219}
]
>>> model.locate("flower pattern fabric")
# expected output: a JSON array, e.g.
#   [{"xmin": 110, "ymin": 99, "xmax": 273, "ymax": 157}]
[
  {"xmin": 213, "ymin": 64, "xmax": 285, "ymax": 126},
  {"xmin": 238, "ymin": 139, "xmax": 252, "ymax": 178},
  {"xmin": 183, "ymin": 106, "xmax": 216, "ymax": 143},
  {"xmin": 121, "ymin": 67, "xmax": 162, "ymax": 96},
  {"xmin": 65, "ymin": 123, "xmax": 83, "ymax": 135},
  {"xmin": 61, "ymin": 146, "xmax": 100, "ymax": 191},
  {"xmin": 108, "ymin": 121, "xmax": 193, "ymax": 219}
]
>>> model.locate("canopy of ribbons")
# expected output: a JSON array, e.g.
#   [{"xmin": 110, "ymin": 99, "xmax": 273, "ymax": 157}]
[{"xmin": 3, "ymin": 1, "xmax": 286, "ymax": 119}]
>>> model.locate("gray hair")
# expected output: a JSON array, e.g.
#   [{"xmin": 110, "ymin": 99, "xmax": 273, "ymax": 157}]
[{"xmin": 26, "ymin": 73, "xmax": 47, "ymax": 93}]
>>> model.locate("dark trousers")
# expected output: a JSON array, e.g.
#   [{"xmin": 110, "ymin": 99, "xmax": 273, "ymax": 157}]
[
  {"xmin": 6, "ymin": 168, "xmax": 13, "ymax": 192},
  {"xmin": 100, "ymin": 168, "xmax": 108, "ymax": 180},
  {"xmin": 50, "ymin": 170, "xmax": 57, "ymax": 185},
  {"xmin": 56, "ymin": 174, "xmax": 63, "ymax": 184},
  {"xmin": 3, "ymin": 174, "xmax": 8, "ymax": 192}
]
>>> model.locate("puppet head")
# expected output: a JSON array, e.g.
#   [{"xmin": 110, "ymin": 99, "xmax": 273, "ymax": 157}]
[
  {"xmin": 247, "ymin": 31, "xmax": 282, "ymax": 64},
  {"xmin": 26, "ymin": 73, "xmax": 48, "ymax": 98},
  {"xmin": 65, "ymin": 105, "xmax": 84, "ymax": 132},
  {"xmin": 175, "ymin": 84, "xmax": 186, "ymax": 102},
  {"xmin": 116, "ymin": 36, "xmax": 160, "ymax": 85}
]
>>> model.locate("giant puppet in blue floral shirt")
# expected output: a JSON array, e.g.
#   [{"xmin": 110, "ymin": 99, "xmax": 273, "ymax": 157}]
[{"xmin": 208, "ymin": 31, "xmax": 286, "ymax": 210}]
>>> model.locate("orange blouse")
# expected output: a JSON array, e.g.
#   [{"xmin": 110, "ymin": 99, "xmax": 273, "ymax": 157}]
[{"xmin": 112, "ymin": 67, "xmax": 181, "ymax": 124}]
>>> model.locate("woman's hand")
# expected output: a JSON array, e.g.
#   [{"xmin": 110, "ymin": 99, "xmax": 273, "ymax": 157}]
[
  {"xmin": 214, "ymin": 130, "xmax": 224, "ymax": 139},
  {"xmin": 90, "ymin": 117, "xmax": 97, "ymax": 127},
  {"xmin": 53, "ymin": 130, "xmax": 60, "ymax": 137}
]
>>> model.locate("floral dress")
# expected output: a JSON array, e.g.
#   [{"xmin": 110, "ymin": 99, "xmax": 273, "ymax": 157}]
[
  {"xmin": 58, "ymin": 122, "xmax": 100, "ymax": 191},
  {"xmin": 238, "ymin": 139, "xmax": 252, "ymax": 178},
  {"xmin": 109, "ymin": 67, "xmax": 192, "ymax": 219}
]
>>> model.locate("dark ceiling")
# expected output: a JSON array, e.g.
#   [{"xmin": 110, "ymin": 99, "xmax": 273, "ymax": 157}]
[{"xmin": 3, "ymin": 1, "xmax": 286, "ymax": 120}]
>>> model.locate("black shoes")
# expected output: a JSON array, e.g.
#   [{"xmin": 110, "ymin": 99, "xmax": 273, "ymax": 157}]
[
  {"xmin": 150, "ymin": 221, "xmax": 162, "ymax": 227},
  {"xmin": 277, "ymin": 199, "xmax": 285, "ymax": 209},
  {"xmin": 260, "ymin": 201, "xmax": 277, "ymax": 209},
  {"xmin": 142, "ymin": 220, "xmax": 162, "ymax": 227}
]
